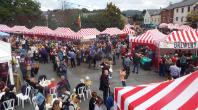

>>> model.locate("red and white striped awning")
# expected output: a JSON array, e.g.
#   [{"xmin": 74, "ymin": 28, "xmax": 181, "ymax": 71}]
[
  {"xmin": 101, "ymin": 27, "xmax": 125, "ymax": 36},
  {"xmin": 132, "ymin": 29, "xmax": 167, "ymax": 46},
  {"xmin": 54, "ymin": 27, "xmax": 76, "ymax": 39},
  {"xmin": 125, "ymin": 24, "xmax": 134, "ymax": 28},
  {"xmin": 178, "ymin": 25, "xmax": 193, "ymax": 31},
  {"xmin": 0, "ymin": 24, "xmax": 11, "ymax": 33},
  {"xmin": 168, "ymin": 23, "xmax": 180, "ymax": 30},
  {"xmin": 166, "ymin": 30, "xmax": 198, "ymax": 42},
  {"xmin": 28, "ymin": 26, "xmax": 55, "ymax": 36},
  {"xmin": 114, "ymin": 72, "xmax": 198, "ymax": 110},
  {"xmin": 11, "ymin": 25, "xmax": 29, "ymax": 34},
  {"xmin": 75, "ymin": 28, "xmax": 100, "ymax": 40},
  {"xmin": 122, "ymin": 28, "xmax": 135, "ymax": 35}
]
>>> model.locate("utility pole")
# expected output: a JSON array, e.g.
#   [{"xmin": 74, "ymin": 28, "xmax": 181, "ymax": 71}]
[{"xmin": 45, "ymin": 15, "xmax": 48, "ymax": 27}]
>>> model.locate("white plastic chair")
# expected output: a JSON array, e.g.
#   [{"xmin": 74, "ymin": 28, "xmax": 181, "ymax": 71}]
[
  {"xmin": 17, "ymin": 86, "xmax": 32, "ymax": 108},
  {"xmin": 30, "ymin": 86, "xmax": 38, "ymax": 98},
  {"xmin": 2, "ymin": 99, "xmax": 15, "ymax": 110},
  {"xmin": 77, "ymin": 86, "xmax": 85, "ymax": 101},
  {"xmin": 32, "ymin": 97, "xmax": 39, "ymax": 110},
  {"xmin": 85, "ymin": 85, "xmax": 92, "ymax": 99},
  {"xmin": 24, "ymin": 81, "xmax": 29, "ymax": 87}
]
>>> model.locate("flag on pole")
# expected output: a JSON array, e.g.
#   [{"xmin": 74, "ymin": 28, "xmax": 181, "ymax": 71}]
[{"xmin": 76, "ymin": 14, "xmax": 81, "ymax": 28}]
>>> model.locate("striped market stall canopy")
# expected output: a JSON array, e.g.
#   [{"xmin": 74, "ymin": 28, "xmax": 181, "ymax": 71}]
[
  {"xmin": 101, "ymin": 27, "xmax": 125, "ymax": 36},
  {"xmin": 0, "ymin": 24, "xmax": 11, "ymax": 33},
  {"xmin": 132, "ymin": 29, "xmax": 167, "ymax": 46},
  {"xmin": 114, "ymin": 71, "xmax": 198, "ymax": 110},
  {"xmin": 54, "ymin": 27, "xmax": 76, "ymax": 39},
  {"xmin": 28, "ymin": 26, "xmax": 55, "ymax": 36},
  {"xmin": 124, "ymin": 24, "xmax": 134, "ymax": 28},
  {"xmin": 11, "ymin": 25, "xmax": 29, "ymax": 34},
  {"xmin": 166, "ymin": 30, "xmax": 198, "ymax": 42},
  {"xmin": 178, "ymin": 25, "xmax": 193, "ymax": 31},
  {"xmin": 76, "ymin": 28, "xmax": 100, "ymax": 40},
  {"xmin": 167, "ymin": 23, "xmax": 180, "ymax": 30},
  {"xmin": 122, "ymin": 27, "xmax": 135, "ymax": 35}
]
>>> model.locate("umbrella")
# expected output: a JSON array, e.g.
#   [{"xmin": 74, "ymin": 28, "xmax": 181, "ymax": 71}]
[{"xmin": 0, "ymin": 32, "xmax": 10, "ymax": 37}]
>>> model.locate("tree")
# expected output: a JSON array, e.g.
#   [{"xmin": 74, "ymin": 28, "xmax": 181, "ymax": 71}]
[
  {"xmin": 186, "ymin": 10, "xmax": 198, "ymax": 28},
  {"xmin": 0, "ymin": 0, "xmax": 42, "ymax": 27},
  {"xmin": 81, "ymin": 2, "xmax": 124, "ymax": 31}
]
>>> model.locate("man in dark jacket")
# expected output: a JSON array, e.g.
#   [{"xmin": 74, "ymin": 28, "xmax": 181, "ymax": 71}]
[
  {"xmin": 75, "ymin": 79, "xmax": 85, "ymax": 94},
  {"xmin": 132, "ymin": 53, "xmax": 140, "ymax": 74},
  {"xmin": 0, "ymin": 88, "xmax": 17, "ymax": 110},
  {"xmin": 99, "ymin": 69, "xmax": 109, "ymax": 104},
  {"xmin": 89, "ymin": 92, "xmax": 98, "ymax": 110}
]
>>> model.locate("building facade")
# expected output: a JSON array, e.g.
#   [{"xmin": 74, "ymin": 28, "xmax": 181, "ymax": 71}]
[
  {"xmin": 161, "ymin": 9, "xmax": 174, "ymax": 23},
  {"xmin": 144, "ymin": 11, "xmax": 151, "ymax": 25},
  {"xmin": 144, "ymin": 9, "xmax": 161, "ymax": 26},
  {"xmin": 161, "ymin": 0, "xmax": 198, "ymax": 25},
  {"xmin": 151, "ymin": 14, "xmax": 161, "ymax": 25},
  {"xmin": 173, "ymin": 3, "xmax": 197, "ymax": 25}
]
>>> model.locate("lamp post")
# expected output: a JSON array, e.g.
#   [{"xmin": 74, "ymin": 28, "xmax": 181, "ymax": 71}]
[{"xmin": 45, "ymin": 15, "xmax": 48, "ymax": 27}]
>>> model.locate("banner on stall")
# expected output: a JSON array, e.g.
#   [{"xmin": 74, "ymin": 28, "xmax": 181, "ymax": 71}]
[{"xmin": 159, "ymin": 42, "xmax": 198, "ymax": 49}]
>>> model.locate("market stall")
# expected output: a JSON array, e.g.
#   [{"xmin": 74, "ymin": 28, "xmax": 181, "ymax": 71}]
[
  {"xmin": 10, "ymin": 25, "xmax": 29, "ymax": 34},
  {"xmin": 114, "ymin": 72, "xmax": 198, "ymax": 110},
  {"xmin": 27, "ymin": 26, "xmax": 56, "ymax": 39},
  {"xmin": 101, "ymin": 27, "xmax": 125, "ymax": 36},
  {"xmin": 54, "ymin": 27, "xmax": 77, "ymax": 40},
  {"xmin": 0, "ymin": 41, "xmax": 14, "ymax": 85},
  {"xmin": 131, "ymin": 29, "xmax": 167, "ymax": 68},
  {"xmin": 0, "ymin": 24, "xmax": 11, "ymax": 33},
  {"xmin": 159, "ymin": 30, "xmax": 198, "ymax": 54},
  {"xmin": 76, "ymin": 28, "xmax": 100, "ymax": 41}
]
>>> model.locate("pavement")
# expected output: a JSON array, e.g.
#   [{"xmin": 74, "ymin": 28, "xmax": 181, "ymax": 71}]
[{"xmin": 16, "ymin": 59, "xmax": 166, "ymax": 110}]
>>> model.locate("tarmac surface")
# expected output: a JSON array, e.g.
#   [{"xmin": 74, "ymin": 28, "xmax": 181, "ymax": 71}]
[{"xmin": 16, "ymin": 59, "xmax": 165, "ymax": 110}]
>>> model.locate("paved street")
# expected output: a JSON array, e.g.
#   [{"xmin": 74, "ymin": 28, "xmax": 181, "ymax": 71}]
[{"xmin": 16, "ymin": 59, "xmax": 165, "ymax": 110}]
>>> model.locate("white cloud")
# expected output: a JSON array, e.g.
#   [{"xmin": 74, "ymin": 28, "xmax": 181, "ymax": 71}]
[{"xmin": 37, "ymin": 0, "xmax": 183, "ymax": 11}]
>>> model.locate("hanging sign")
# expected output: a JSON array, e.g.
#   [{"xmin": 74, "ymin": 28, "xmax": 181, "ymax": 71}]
[
  {"xmin": 159, "ymin": 42, "xmax": 198, "ymax": 49},
  {"xmin": 174, "ymin": 42, "xmax": 197, "ymax": 49}
]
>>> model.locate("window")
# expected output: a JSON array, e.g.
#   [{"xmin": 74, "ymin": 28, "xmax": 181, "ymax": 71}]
[
  {"xmin": 176, "ymin": 17, "xmax": 178, "ymax": 21},
  {"xmin": 181, "ymin": 8, "xmax": 184, "ymax": 13},
  {"xmin": 181, "ymin": 17, "xmax": 183, "ymax": 22},
  {"xmin": 188, "ymin": 6, "xmax": 190, "ymax": 12},
  {"xmin": 176, "ymin": 8, "xmax": 179, "ymax": 12}
]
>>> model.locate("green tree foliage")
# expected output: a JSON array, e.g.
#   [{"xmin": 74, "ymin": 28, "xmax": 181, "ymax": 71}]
[
  {"xmin": 81, "ymin": 2, "xmax": 125, "ymax": 31},
  {"xmin": 0, "ymin": 0, "xmax": 43, "ymax": 27},
  {"xmin": 186, "ymin": 10, "xmax": 198, "ymax": 28}
]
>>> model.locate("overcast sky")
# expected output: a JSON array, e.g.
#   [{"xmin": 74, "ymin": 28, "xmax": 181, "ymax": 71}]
[{"xmin": 38, "ymin": 0, "xmax": 182, "ymax": 11}]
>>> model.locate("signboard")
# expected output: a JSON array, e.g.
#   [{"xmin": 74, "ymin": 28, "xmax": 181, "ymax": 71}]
[{"xmin": 160, "ymin": 42, "xmax": 198, "ymax": 49}]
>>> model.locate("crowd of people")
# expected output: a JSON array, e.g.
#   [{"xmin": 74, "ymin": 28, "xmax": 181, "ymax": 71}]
[
  {"xmin": 159, "ymin": 50, "xmax": 198, "ymax": 79},
  {"xmin": 0, "ymin": 34, "xmax": 197, "ymax": 110}
]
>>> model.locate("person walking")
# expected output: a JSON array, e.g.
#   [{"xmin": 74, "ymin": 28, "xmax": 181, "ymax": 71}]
[
  {"xmin": 180, "ymin": 54, "xmax": 187, "ymax": 76},
  {"xmin": 99, "ymin": 69, "xmax": 110, "ymax": 104},
  {"xmin": 124, "ymin": 55, "xmax": 131, "ymax": 79},
  {"xmin": 69, "ymin": 50, "xmax": 76, "ymax": 68},
  {"xmin": 132, "ymin": 53, "xmax": 140, "ymax": 74}
]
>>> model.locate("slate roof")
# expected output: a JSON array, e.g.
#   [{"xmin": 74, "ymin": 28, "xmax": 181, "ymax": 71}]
[
  {"xmin": 147, "ymin": 9, "xmax": 161, "ymax": 16},
  {"xmin": 165, "ymin": 0, "xmax": 198, "ymax": 9}
]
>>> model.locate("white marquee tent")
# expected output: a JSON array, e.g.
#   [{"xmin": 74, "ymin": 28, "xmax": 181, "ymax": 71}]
[{"xmin": 0, "ymin": 41, "xmax": 14, "ymax": 84}]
